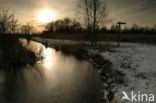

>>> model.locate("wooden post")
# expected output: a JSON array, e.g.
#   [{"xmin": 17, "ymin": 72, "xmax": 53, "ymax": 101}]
[
  {"xmin": 0, "ymin": 23, "xmax": 2, "ymax": 34},
  {"xmin": 117, "ymin": 21, "xmax": 126, "ymax": 47}
]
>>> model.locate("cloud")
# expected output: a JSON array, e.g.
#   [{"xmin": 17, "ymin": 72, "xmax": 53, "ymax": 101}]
[
  {"xmin": 0, "ymin": 0, "xmax": 155, "ymax": 28},
  {"xmin": 107, "ymin": 0, "xmax": 156, "ymax": 26}
]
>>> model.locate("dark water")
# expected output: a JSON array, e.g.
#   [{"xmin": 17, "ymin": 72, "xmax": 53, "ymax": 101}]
[{"xmin": 0, "ymin": 41, "xmax": 103, "ymax": 103}]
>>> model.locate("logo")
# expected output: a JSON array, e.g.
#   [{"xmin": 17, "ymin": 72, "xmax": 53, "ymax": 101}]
[{"xmin": 121, "ymin": 91, "xmax": 155, "ymax": 102}]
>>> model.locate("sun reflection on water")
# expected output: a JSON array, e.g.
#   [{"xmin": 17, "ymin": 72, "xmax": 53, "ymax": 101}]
[{"xmin": 43, "ymin": 48, "xmax": 53, "ymax": 69}]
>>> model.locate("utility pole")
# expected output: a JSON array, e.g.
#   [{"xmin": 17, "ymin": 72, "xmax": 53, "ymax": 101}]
[{"xmin": 117, "ymin": 21, "xmax": 126, "ymax": 47}]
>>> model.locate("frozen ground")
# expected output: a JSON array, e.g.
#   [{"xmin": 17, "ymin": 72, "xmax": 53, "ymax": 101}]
[
  {"xmin": 33, "ymin": 37, "xmax": 156, "ymax": 102},
  {"xmin": 102, "ymin": 43, "xmax": 156, "ymax": 103},
  {"xmin": 32, "ymin": 37, "xmax": 82, "ymax": 45}
]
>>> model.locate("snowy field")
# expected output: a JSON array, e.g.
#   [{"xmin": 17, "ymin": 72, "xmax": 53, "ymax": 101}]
[
  {"xmin": 33, "ymin": 37, "xmax": 156, "ymax": 102},
  {"xmin": 102, "ymin": 43, "xmax": 156, "ymax": 103}
]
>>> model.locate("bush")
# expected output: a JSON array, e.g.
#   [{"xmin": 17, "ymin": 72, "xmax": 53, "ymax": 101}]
[{"xmin": 0, "ymin": 34, "xmax": 43, "ymax": 68}]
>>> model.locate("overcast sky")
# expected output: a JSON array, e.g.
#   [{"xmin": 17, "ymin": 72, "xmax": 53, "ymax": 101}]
[{"xmin": 0, "ymin": 0, "xmax": 156, "ymax": 29}]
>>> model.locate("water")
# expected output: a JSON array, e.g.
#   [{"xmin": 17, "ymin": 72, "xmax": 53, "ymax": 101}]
[{"xmin": 0, "ymin": 41, "xmax": 103, "ymax": 103}]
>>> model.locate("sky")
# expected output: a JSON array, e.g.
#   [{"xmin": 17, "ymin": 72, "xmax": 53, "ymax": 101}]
[{"xmin": 0, "ymin": 0, "xmax": 156, "ymax": 30}]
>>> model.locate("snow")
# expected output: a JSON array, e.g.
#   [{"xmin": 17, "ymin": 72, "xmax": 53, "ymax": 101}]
[
  {"xmin": 33, "ymin": 37, "xmax": 156, "ymax": 102},
  {"xmin": 33, "ymin": 37, "xmax": 83, "ymax": 45},
  {"xmin": 33, "ymin": 37, "xmax": 95, "ymax": 46},
  {"xmin": 102, "ymin": 43, "xmax": 156, "ymax": 103}
]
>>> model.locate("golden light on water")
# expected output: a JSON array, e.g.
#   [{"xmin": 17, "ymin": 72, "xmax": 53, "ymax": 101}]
[
  {"xmin": 43, "ymin": 48, "xmax": 53, "ymax": 69},
  {"xmin": 38, "ymin": 9, "xmax": 56, "ymax": 23}
]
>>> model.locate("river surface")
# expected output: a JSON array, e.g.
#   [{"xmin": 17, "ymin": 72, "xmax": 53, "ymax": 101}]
[{"xmin": 0, "ymin": 41, "xmax": 103, "ymax": 103}]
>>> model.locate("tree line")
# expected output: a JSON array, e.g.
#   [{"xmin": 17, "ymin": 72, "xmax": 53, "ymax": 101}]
[
  {"xmin": 44, "ymin": 0, "xmax": 156, "ymax": 34},
  {"xmin": 44, "ymin": 18, "xmax": 82, "ymax": 33},
  {"xmin": 0, "ymin": 7, "xmax": 156, "ymax": 35},
  {"xmin": 44, "ymin": 18, "xmax": 156, "ymax": 34},
  {"xmin": 0, "ymin": 9, "xmax": 35, "ymax": 35}
]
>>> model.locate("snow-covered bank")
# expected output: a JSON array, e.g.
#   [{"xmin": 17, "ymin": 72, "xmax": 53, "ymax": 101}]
[
  {"xmin": 33, "ymin": 37, "xmax": 84, "ymax": 45},
  {"xmin": 33, "ymin": 37, "xmax": 156, "ymax": 102},
  {"xmin": 102, "ymin": 43, "xmax": 156, "ymax": 103}
]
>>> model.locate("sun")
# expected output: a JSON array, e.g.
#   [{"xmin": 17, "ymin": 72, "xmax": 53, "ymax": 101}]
[{"xmin": 38, "ymin": 9, "xmax": 56, "ymax": 23}]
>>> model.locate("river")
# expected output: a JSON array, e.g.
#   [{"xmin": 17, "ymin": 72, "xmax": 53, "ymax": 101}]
[{"xmin": 0, "ymin": 41, "xmax": 103, "ymax": 103}]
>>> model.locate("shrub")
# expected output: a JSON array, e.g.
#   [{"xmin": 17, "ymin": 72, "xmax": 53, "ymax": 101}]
[{"xmin": 0, "ymin": 34, "xmax": 43, "ymax": 69}]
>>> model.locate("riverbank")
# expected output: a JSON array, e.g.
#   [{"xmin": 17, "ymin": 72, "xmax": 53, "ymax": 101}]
[
  {"xmin": 102, "ymin": 43, "xmax": 156, "ymax": 102},
  {"xmin": 33, "ymin": 37, "xmax": 156, "ymax": 103},
  {"xmin": 32, "ymin": 37, "xmax": 125, "ymax": 102}
]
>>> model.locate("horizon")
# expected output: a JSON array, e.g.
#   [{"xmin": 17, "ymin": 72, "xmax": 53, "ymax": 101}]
[{"xmin": 0, "ymin": 0, "xmax": 156, "ymax": 31}]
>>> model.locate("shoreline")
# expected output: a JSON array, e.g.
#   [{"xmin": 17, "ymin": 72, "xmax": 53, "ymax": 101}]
[{"xmin": 32, "ymin": 37, "xmax": 125, "ymax": 102}]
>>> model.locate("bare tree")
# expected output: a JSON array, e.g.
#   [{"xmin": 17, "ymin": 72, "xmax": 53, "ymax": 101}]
[
  {"xmin": 110, "ymin": 24, "xmax": 118, "ymax": 32},
  {"xmin": 20, "ymin": 23, "xmax": 34, "ymax": 34},
  {"xmin": 0, "ymin": 9, "xmax": 18, "ymax": 34},
  {"xmin": 45, "ymin": 18, "xmax": 82, "ymax": 33},
  {"xmin": 77, "ymin": 0, "xmax": 107, "ymax": 31},
  {"xmin": 9, "ymin": 14, "xmax": 18, "ymax": 34}
]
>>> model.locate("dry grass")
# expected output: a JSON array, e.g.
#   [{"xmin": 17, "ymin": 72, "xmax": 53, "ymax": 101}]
[
  {"xmin": 53, "ymin": 43, "xmax": 88, "ymax": 59},
  {"xmin": 41, "ymin": 33, "xmax": 156, "ymax": 43},
  {"xmin": 96, "ymin": 42, "xmax": 113, "ymax": 52}
]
